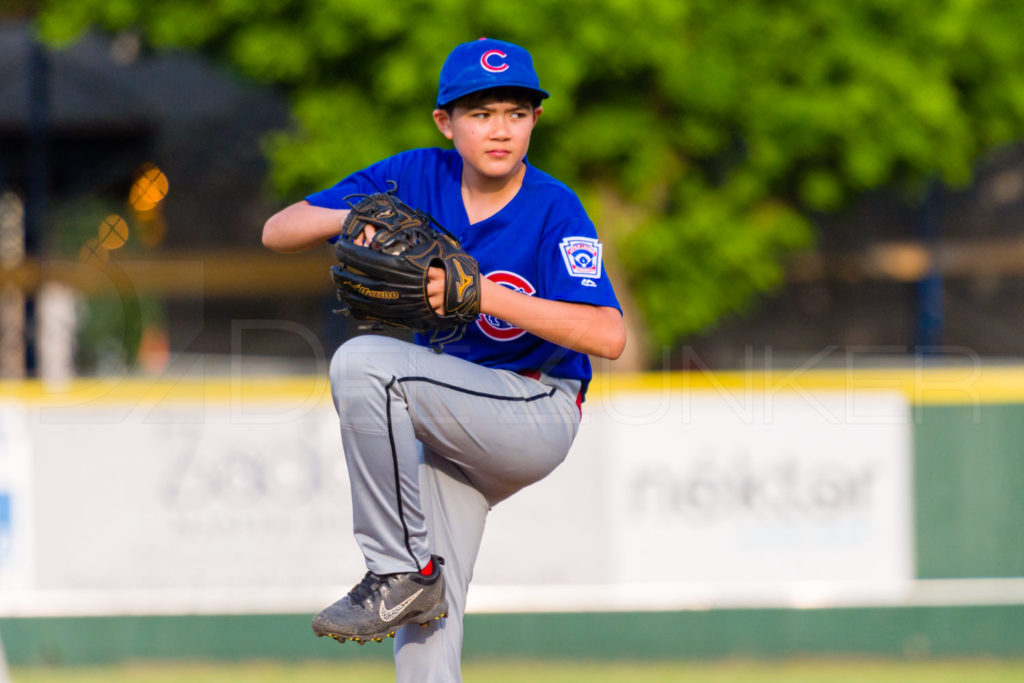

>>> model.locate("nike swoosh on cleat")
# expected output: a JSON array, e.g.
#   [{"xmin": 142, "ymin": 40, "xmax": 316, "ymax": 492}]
[{"xmin": 379, "ymin": 588, "xmax": 424, "ymax": 622}]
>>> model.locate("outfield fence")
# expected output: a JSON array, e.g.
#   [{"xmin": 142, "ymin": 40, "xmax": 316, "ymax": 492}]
[{"xmin": 0, "ymin": 364, "xmax": 1022, "ymax": 664}]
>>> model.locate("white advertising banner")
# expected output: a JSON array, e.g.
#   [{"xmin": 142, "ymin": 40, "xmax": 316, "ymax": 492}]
[
  {"xmin": 10, "ymin": 390, "xmax": 367, "ymax": 615},
  {"xmin": 1, "ymin": 379, "xmax": 915, "ymax": 615},
  {"xmin": 600, "ymin": 390, "xmax": 914, "ymax": 605}
]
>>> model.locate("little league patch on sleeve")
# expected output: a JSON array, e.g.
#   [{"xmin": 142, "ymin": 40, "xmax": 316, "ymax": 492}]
[{"xmin": 559, "ymin": 237, "xmax": 603, "ymax": 279}]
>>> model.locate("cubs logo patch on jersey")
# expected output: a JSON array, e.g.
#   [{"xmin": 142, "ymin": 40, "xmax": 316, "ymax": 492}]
[
  {"xmin": 476, "ymin": 271, "xmax": 536, "ymax": 341},
  {"xmin": 559, "ymin": 237, "xmax": 603, "ymax": 279}
]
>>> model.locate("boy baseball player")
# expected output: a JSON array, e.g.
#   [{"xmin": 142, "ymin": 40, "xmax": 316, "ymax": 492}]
[{"xmin": 263, "ymin": 37, "xmax": 625, "ymax": 682}]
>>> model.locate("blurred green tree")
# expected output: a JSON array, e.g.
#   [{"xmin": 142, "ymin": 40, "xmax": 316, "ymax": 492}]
[{"xmin": 35, "ymin": 0, "xmax": 1024, "ymax": 358}]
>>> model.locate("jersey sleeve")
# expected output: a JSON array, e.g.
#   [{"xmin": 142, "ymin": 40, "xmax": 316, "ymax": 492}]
[
  {"xmin": 540, "ymin": 214, "xmax": 622, "ymax": 312},
  {"xmin": 304, "ymin": 155, "xmax": 405, "ymax": 209}
]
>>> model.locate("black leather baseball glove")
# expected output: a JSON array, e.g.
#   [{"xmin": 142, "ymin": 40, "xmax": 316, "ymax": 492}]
[{"xmin": 331, "ymin": 183, "xmax": 481, "ymax": 340}]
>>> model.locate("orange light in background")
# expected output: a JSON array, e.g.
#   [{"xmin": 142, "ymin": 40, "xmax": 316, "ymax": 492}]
[
  {"xmin": 97, "ymin": 214, "xmax": 129, "ymax": 250},
  {"xmin": 129, "ymin": 163, "xmax": 170, "ymax": 247},
  {"xmin": 129, "ymin": 163, "xmax": 169, "ymax": 213},
  {"xmin": 79, "ymin": 214, "xmax": 130, "ymax": 266}
]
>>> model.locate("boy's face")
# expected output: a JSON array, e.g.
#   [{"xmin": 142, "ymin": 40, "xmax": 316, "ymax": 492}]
[{"xmin": 433, "ymin": 100, "xmax": 542, "ymax": 184}]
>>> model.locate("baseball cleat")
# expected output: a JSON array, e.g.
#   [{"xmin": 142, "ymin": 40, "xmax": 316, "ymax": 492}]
[{"xmin": 312, "ymin": 555, "xmax": 448, "ymax": 644}]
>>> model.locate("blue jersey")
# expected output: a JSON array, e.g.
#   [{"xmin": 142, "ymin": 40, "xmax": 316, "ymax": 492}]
[{"xmin": 307, "ymin": 147, "xmax": 621, "ymax": 395}]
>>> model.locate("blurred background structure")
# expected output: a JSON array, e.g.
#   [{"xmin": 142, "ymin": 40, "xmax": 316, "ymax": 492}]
[
  {"xmin": 2, "ymin": 1, "xmax": 1024, "ymax": 375},
  {"xmin": 1, "ymin": 0, "xmax": 1023, "ymax": 674}
]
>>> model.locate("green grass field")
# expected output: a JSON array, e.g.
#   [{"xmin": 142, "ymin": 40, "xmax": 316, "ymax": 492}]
[{"xmin": 11, "ymin": 659, "xmax": 1024, "ymax": 683}]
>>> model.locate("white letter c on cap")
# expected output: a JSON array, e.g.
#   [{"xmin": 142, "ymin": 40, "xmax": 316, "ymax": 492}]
[{"xmin": 480, "ymin": 50, "xmax": 509, "ymax": 73}]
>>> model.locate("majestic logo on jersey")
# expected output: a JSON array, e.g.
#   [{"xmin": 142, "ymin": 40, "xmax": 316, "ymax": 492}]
[
  {"xmin": 476, "ymin": 270, "xmax": 535, "ymax": 341},
  {"xmin": 559, "ymin": 237, "xmax": 603, "ymax": 279},
  {"xmin": 480, "ymin": 49, "xmax": 509, "ymax": 73}
]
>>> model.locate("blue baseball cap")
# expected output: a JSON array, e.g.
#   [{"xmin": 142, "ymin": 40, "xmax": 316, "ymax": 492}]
[{"xmin": 436, "ymin": 38, "xmax": 550, "ymax": 108}]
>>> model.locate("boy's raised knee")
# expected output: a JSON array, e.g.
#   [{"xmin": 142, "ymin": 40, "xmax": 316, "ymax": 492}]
[{"xmin": 329, "ymin": 335, "xmax": 413, "ymax": 410}]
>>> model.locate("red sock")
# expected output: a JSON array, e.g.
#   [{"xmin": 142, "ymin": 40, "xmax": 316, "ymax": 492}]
[{"xmin": 419, "ymin": 559, "xmax": 434, "ymax": 576}]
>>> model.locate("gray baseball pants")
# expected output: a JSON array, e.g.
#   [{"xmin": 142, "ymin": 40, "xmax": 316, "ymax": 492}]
[{"xmin": 329, "ymin": 335, "xmax": 582, "ymax": 682}]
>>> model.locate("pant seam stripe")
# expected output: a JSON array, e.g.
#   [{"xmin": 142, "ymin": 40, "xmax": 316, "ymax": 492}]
[
  {"xmin": 396, "ymin": 375, "xmax": 557, "ymax": 402},
  {"xmin": 385, "ymin": 375, "xmax": 421, "ymax": 572}
]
